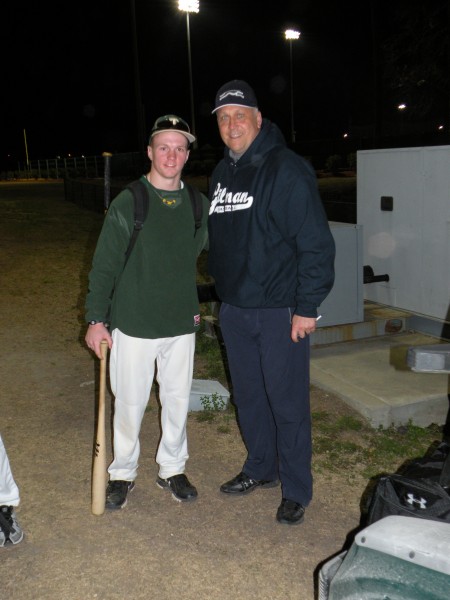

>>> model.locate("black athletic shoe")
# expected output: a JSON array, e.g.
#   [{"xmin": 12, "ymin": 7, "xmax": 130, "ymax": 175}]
[
  {"xmin": 156, "ymin": 474, "xmax": 198, "ymax": 502},
  {"xmin": 276, "ymin": 498, "xmax": 305, "ymax": 525},
  {"xmin": 0, "ymin": 506, "xmax": 23, "ymax": 546},
  {"xmin": 220, "ymin": 471, "xmax": 279, "ymax": 495},
  {"xmin": 105, "ymin": 480, "xmax": 135, "ymax": 510}
]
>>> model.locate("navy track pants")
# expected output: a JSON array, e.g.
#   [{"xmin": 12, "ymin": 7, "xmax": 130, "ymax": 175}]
[{"xmin": 219, "ymin": 303, "xmax": 313, "ymax": 506}]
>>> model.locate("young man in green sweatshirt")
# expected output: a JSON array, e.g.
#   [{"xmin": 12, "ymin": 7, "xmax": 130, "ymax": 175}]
[{"xmin": 85, "ymin": 115, "xmax": 209, "ymax": 510}]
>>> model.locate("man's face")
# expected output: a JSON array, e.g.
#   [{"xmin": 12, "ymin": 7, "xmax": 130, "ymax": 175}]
[
  {"xmin": 147, "ymin": 131, "xmax": 189, "ymax": 180},
  {"xmin": 216, "ymin": 106, "xmax": 262, "ymax": 155}
]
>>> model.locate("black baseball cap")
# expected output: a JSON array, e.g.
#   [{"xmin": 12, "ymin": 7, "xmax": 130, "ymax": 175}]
[
  {"xmin": 150, "ymin": 114, "xmax": 196, "ymax": 144},
  {"xmin": 212, "ymin": 80, "xmax": 258, "ymax": 114}
]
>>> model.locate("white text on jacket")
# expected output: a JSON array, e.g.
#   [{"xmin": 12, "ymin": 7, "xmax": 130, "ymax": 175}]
[{"xmin": 209, "ymin": 183, "xmax": 254, "ymax": 214}]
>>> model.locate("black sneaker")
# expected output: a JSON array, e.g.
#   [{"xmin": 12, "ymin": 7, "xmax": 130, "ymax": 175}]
[
  {"xmin": 276, "ymin": 498, "xmax": 305, "ymax": 525},
  {"xmin": 156, "ymin": 474, "xmax": 198, "ymax": 502},
  {"xmin": 0, "ymin": 506, "xmax": 23, "ymax": 546},
  {"xmin": 105, "ymin": 480, "xmax": 135, "ymax": 510},
  {"xmin": 220, "ymin": 471, "xmax": 279, "ymax": 495}
]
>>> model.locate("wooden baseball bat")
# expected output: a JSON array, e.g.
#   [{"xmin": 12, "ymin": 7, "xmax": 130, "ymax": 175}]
[{"xmin": 91, "ymin": 340, "xmax": 108, "ymax": 516}]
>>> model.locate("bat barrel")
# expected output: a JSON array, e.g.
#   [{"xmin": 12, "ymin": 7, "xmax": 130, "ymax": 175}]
[{"xmin": 91, "ymin": 340, "xmax": 109, "ymax": 516}]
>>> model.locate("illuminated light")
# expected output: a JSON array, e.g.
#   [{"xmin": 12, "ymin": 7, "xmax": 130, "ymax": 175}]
[
  {"xmin": 438, "ymin": 125, "xmax": 444, "ymax": 130},
  {"xmin": 285, "ymin": 29, "xmax": 300, "ymax": 40},
  {"xmin": 343, "ymin": 133, "xmax": 349, "ymax": 139},
  {"xmin": 284, "ymin": 29, "xmax": 301, "ymax": 144},
  {"xmin": 398, "ymin": 103, "xmax": 407, "ymax": 110},
  {"xmin": 178, "ymin": 0, "xmax": 199, "ymax": 147},
  {"xmin": 178, "ymin": 0, "xmax": 199, "ymax": 12}
]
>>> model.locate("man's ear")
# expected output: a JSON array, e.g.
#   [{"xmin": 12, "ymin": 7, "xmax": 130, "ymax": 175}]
[{"xmin": 147, "ymin": 145, "xmax": 153, "ymax": 162}]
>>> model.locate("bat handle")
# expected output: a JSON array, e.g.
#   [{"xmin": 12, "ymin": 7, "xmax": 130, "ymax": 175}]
[
  {"xmin": 99, "ymin": 340, "xmax": 108, "ymax": 400},
  {"xmin": 100, "ymin": 339, "xmax": 108, "ymax": 360}
]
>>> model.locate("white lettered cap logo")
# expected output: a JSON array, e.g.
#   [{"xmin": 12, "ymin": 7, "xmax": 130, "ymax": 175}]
[{"xmin": 219, "ymin": 90, "xmax": 245, "ymax": 101}]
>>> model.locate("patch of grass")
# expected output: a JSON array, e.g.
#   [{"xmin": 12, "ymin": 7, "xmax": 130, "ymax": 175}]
[
  {"xmin": 195, "ymin": 411, "xmax": 217, "ymax": 423},
  {"xmin": 336, "ymin": 415, "xmax": 365, "ymax": 431},
  {"xmin": 195, "ymin": 402, "xmax": 236, "ymax": 434},
  {"xmin": 311, "ymin": 410, "xmax": 329, "ymax": 423},
  {"xmin": 312, "ymin": 409, "xmax": 442, "ymax": 480},
  {"xmin": 359, "ymin": 422, "xmax": 442, "ymax": 479},
  {"xmin": 317, "ymin": 176, "xmax": 356, "ymax": 204},
  {"xmin": 217, "ymin": 424, "xmax": 232, "ymax": 434},
  {"xmin": 194, "ymin": 324, "xmax": 228, "ymax": 383}
]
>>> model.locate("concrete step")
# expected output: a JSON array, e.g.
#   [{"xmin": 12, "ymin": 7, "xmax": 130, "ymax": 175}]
[{"xmin": 311, "ymin": 301, "xmax": 411, "ymax": 346}]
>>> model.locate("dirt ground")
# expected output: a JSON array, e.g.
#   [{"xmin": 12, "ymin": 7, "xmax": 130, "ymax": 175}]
[{"xmin": 0, "ymin": 182, "xmax": 369, "ymax": 600}]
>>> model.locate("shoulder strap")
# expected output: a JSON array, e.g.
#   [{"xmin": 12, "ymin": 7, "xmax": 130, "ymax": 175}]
[
  {"xmin": 124, "ymin": 179, "xmax": 149, "ymax": 266},
  {"xmin": 121, "ymin": 180, "xmax": 202, "ymax": 271},
  {"xmin": 185, "ymin": 183, "xmax": 203, "ymax": 236}
]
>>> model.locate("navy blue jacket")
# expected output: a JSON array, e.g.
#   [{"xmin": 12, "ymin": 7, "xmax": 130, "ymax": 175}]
[{"xmin": 208, "ymin": 119, "xmax": 335, "ymax": 318}]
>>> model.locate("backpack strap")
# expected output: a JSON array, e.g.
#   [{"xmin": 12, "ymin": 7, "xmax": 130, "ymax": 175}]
[
  {"xmin": 121, "ymin": 179, "xmax": 202, "ymax": 271},
  {"xmin": 124, "ymin": 179, "xmax": 149, "ymax": 266},
  {"xmin": 185, "ymin": 182, "xmax": 203, "ymax": 236}
]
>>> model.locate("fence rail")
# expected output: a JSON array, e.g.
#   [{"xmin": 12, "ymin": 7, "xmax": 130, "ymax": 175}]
[
  {"xmin": 64, "ymin": 178, "xmax": 127, "ymax": 213},
  {"xmin": 1, "ymin": 152, "xmax": 149, "ymax": 181}
]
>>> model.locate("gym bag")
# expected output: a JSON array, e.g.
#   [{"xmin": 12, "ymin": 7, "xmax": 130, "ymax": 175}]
[{"xmin": 366, "ymin": 441, "xmax": 450, "ymax": 525}]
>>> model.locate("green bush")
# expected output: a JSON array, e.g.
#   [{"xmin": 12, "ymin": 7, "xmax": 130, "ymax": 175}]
[
  {"xmin": 325, "ymin": 154, "xmax": 343, "ymax": 175},
  {"xmin": 347, "ymin": 152, "xmax": 357, "ymax": 171}
]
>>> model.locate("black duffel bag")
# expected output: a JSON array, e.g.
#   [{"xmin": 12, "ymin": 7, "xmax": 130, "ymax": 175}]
[{"xmin": 366, "ymin": 441, "xmax": 450, "ymax": 525}]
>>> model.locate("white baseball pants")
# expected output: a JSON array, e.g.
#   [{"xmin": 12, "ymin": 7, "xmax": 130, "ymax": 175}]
[
  {"xmin": 108, "ymin": 329, "xmax": 195, "ymax": 481},
  {"xmin": 0, "ymin": 434, "xmax": 20, "ymax": 506}
]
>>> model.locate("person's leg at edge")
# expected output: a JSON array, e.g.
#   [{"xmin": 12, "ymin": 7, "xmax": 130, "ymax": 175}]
[
  {"xmin": 0, "ymin": 434, "xmax": 23, "ymax": 545},
  {"xmin": 0, "ymin": 435, "xmax": 20, "ymax": 507},
  {"xmin": 155, "ymin": 333, "xmax": 195, "ymax": 479},
  {"xmin": 108, "ymin": 329, "xmax": 157, "ymax": 481},
  {"xmin": 219, "ymin": 304, "xmax": 278, "ymax": 481}
]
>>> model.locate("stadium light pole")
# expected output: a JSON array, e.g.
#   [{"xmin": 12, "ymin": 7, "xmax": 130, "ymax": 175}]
[
  {"xmin": 178, "ymin": 0, "xmax": 199, "ymax": 148},
  {"xmin": 285, "ymin": 29, "xmax": 301, "ymax": 144},
  {"xmin": 397, "ymin": 103, "xmax": 407, "ymax": 135},
  {"xmin": 130, "ymin": 0, "xmax": 145, "ymax": 151}
]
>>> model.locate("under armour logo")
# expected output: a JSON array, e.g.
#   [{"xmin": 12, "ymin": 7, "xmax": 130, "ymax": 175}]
[
  {"xmin": 406, "ymin": 493, "xmax": 427, "ymax": 509},
  {"xmin": 219, "ymin": 90, "xmax": 245, "ymax": 101},
  {"xmin": 169, "ymin": 117, "xmax": 180, "ymax": 126}
]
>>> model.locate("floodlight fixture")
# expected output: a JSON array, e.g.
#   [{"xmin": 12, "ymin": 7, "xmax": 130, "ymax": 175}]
[
  {"xmin": 178, "ymin": 0, "xmax": 199, "ymax": 13},
  {"xmin": 285, "ymin": 29, "xmax": 300, "ymax": 40}
]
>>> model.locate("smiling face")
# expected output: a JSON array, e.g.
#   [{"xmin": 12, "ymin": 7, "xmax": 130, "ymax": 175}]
[
  {"xmin": 147, "ymin": 131, "xmax": 190, "ymax": 188},
  {"xmin": 216, "ymin": 106, "xmax": 262, "ymax": 155}
]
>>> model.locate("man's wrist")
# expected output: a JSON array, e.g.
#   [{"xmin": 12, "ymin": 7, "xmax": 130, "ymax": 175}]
[{"xmin": 88, "ymin": 320, "xmax": 104, "ymax": 326}]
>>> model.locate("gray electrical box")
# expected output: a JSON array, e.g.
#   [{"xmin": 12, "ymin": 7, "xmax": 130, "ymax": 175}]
[{"xmin": 318, "ymin": 222, "xmax": 364, "ymax": 327}]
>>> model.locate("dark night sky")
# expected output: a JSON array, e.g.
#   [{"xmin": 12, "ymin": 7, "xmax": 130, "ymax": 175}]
[{"xmin": 1, "ymin": 1, "xmax": 446, "ymax": 166}]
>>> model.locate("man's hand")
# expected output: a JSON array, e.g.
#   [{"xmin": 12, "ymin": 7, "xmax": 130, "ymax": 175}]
[
  {"xmin": 291, "ymin": 315, "xmax": 317, "ymax": 342},
  {"xmin": 85, "ymin": 323, "xmax": 113, "ymax": 359}
]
